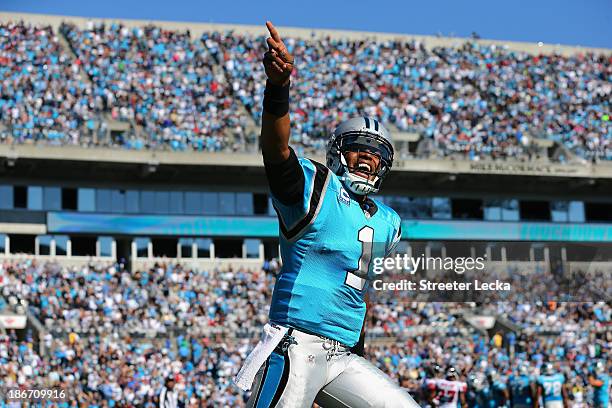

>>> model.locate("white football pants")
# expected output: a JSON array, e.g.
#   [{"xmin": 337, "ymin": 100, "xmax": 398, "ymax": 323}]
[{"xmin": 246, "ymin": 328, "xmax": 420, "ymax": 408}]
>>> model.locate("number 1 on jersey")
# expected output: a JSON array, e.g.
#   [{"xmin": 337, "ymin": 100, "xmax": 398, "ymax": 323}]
[{"xmin": 345, "ymin": 226, "xmax": 374, "ymax": 290}]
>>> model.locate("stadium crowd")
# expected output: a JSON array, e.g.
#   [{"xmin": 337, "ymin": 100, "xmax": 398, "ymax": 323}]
[
  {"xmin": 0, "ymin": 22, "xmax": 103, "ymax": 146},
  {"xmin": 1, "ymin": 21, "xmax": 610, "ymax": 160},
  {"xmin": 60, "ymin": 21, "xmax": 252, "ymax": 152},
  {"xmin": 0, "ymin": 260, "xmax": 609, "ymax": 406},
  {"xmin": 0, "ymin": 260, "xmax": 272, "ymax": 338},
  {"xmin": 0, "ymin": 331, "xmax": 252, "ymax": 407}
]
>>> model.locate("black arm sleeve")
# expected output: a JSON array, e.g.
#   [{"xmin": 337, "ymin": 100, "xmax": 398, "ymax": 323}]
[{"xmin": 263, "ymin": 147, "xmax": 305, "ymax": 206}]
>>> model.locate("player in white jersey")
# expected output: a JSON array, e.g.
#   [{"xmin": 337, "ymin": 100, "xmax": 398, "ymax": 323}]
[{"xmin": 425, "ymin": 367, "xmax": 467, "ymax": 408}]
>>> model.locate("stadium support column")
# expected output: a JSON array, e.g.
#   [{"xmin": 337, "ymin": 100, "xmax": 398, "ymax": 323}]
[
  {"xmin": 561, "ymin": 247, "xmax": 567, "ymax": 263},
  {"xmin": 501, "ymin": 246, "xmax": 507, "ymax": 262},
  {"xmin": 210, "ymin": 241, "xmax": 215, "ymax": 259},
  {"xmin": 131, "ymin": 240, "xmax": 137, "ymax": 272}
]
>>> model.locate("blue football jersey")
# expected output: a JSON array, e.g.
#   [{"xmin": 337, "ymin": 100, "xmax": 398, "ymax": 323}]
[
  {"xmin": 268, "ymin": 158, "xmax": 401, "ymax": 346},
  {"xmin": 593, "ymin": 373, "xmax": 610, "ymax": 407},
  {"xmin": 538, "ymin": 373, "xmax": 565, "ymax": 402},
  {"xmin": 490, "ymin": 379, "xmax": 508, "ymax": 407},
  {"xmin": 509, "ymin": 374, "xmax": 533, "ymax": 405}
]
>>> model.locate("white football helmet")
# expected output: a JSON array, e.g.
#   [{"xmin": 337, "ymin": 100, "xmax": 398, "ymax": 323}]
[
  {"xmin": 543, "ymin": 362, "xmax": 555, "ymax": 375},
  {"xmin": 326, "ymin": 117, "xmax": 394, "ymax": 195},
  {"xmin": 594, "ymin": 360, "xmax": 606, "ymax": 375}
]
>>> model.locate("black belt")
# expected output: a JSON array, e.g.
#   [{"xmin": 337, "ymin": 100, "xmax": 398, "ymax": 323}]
[
  {"xmin": 276, "ymin": 325, "xmax": 351, "ymax": 349},
  {"xmin": 273, "ymin": 327, "xmax": 296, "ymax": 355}
]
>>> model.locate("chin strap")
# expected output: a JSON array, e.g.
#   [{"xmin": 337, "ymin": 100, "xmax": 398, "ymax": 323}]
[{"xmin": 341, "ymin": 172, "xmax": 379, "ymax": 195}]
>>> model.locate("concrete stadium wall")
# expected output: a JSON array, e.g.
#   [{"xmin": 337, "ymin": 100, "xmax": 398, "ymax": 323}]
[
  {"xmin": 3, "ymin": 144, "xmax": 612, "ymax": 180},
  {"xmin": 1, "ymin": 11, "xmax": 610, "ymax": 57}
]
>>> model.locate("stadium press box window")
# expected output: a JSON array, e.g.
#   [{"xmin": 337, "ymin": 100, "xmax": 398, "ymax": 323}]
[
  {"xmin": 244, "ymin": 239, "xmax": 261, "ymax": 258},
  {"xmin": 55, "ymin": 235, "xmax": 69, "ymax": 256},
  {"xmin": 135, "ymin": 237, "xmax": 151, "ymax": 258},
  {"xmin": 196, "ymin": 238, "xmax": 212, "ymax": 258},
  {"xmin": 98, "ymin": 237, "xmax": 114, "ymax": 257},
  {"xmin": 179, "ymin": 238, "xmax": 194, "ymax": 258},
  {"xmin": 0, "ymin": 185, "xmax": 11, "ymax": 210},
  {"xmin": 37, "ymin": 235, "xmax": 52, "ymax": 256},
  {"xmin": 28, "ymin": 187, "xmax": 43, "ymax": 210},
  {"xmin": 43, "ymin": 187, "xmax": 61, "ymax": 211}
]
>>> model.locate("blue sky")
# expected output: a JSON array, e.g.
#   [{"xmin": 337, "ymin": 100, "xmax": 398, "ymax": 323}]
[{"xmin": 2, "ymin": 0, "xmax": 611, "ymax": 48}]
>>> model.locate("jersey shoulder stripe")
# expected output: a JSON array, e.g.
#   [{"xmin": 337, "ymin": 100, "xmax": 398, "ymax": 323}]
[{"xmin": 274, "ymin": 159, "xmax": 330, "ymax": 241}]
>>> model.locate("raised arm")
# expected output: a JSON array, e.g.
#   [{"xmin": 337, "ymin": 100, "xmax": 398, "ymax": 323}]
[
  {"xmin": 459, "ymin": 389, "xmax": 467, "ymax": 408},
  {"xmin": 588, "ymin": 375, "xmax": 604, "ymax": 387},
  {"xmin": 261, "ymin": 21, "xmax": 294, "ymax": 164},
  {"xmin": 260, "ymin": 21, "xmax": 305, "ymax": 207}
]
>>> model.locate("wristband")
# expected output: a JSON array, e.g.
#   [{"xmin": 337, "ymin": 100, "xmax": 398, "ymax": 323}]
[{"xmin": 263, "ymin": 80, "xmax": 290, "ymax": 117}]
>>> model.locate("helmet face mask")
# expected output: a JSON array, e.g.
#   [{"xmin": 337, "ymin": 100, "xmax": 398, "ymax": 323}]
[
  {"xmin": 446, "ymin": 367, "xmax": 459, "ymax": 381},
  {"xmin": 327, "ymin": 118, "xmax": 394, "ymax": 196},
  {"xmin": 543, "ymin": 363, "xmax": 555, "ymax": 375}
]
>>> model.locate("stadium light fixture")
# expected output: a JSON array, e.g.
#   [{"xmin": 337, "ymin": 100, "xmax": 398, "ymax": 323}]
[
  {"xmin": 140, "ymin": 160, "xmax": 159, "ymax": 177},
  {"xmin": 6, "ymin": 151, "xmax": 18, "ymax": 167}
]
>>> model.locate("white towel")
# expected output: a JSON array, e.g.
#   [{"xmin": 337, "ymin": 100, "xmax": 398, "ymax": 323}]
[{"xmin": 233, "ymin": 323, "xmax": 289, "ymax": 391}]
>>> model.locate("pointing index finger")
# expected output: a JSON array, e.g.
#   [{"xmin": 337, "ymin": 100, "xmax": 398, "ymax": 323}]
[{"xmin": 266, "ymin": 21, "xmax": 282, "ymax": 43}]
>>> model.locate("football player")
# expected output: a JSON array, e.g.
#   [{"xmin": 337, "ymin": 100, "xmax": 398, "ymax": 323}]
[
  {"xmin": 465, "ymin": 372, "xmax": 488, "ymax": 408},
  {"xmin": 508, "ymin": 364, "xmax": 534, "ymax": 408},
  {"xmin": 425, "ymin": 367, "xmax": 467, "ymax": 408},
  {"xmin": 241, "ymin": 21, "xmax": 419, "ymax": 407},
  {"xmin": 485, "ymin": 368, "xmax": 509, "ymax": 408},
  {"xmin": 588, "ymin": 360, "xmax": 610, "ymax": 408},
  {"xmin": 535, "ymin": 363, "xmax": 567, "ymax": 408}
]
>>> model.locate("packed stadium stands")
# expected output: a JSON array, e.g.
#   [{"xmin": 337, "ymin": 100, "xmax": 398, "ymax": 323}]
[
  {"xmin": 1, "ymin": 260, "xmax": 609, "ymax": 406},
  {"xmin": 1, "ymin": 13, "xmax": 611, "ymax": 407},
  {"xmin": 1, "ymin": 331, "xmax": 253, "ymax": 406},
  {"xmin": 1, "ymin": 260, "xmax": 272, "ymax": 338},
  {"xmin": 0, "ymin": 22, "xmax": 102, "ymax": 146},
  {"xmin": 1, "ymin": 19, "xmax": 610, "ymax": 160}
]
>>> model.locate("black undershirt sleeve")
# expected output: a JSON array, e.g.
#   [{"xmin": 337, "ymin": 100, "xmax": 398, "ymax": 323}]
[
  {"xmin": 263, "ymin": 147, "xmax": 305, "ymax": 206},
  {"xmin": 350, "ymin": 327, "xmax": 366, "ymax": 356}
]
